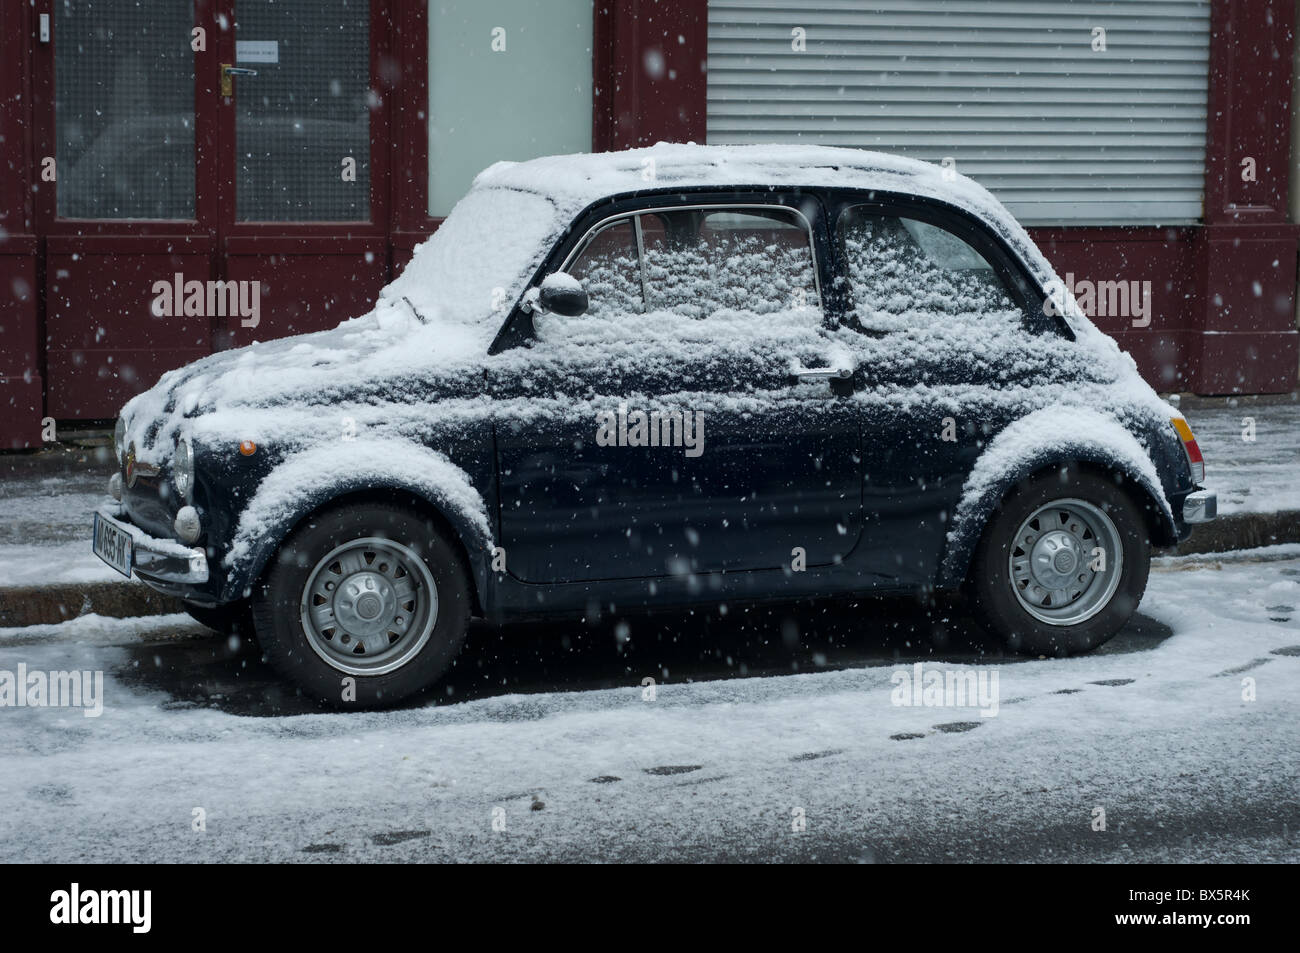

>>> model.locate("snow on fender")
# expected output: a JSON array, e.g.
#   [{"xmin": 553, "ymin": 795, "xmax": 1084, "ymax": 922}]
[
  {"xmin": 221, "ymin": 438, "xmax": 492, "ymax": 598},
  {"xmin": 940, "ymin": 405, "xmax": 1173, "ymax": 586}
]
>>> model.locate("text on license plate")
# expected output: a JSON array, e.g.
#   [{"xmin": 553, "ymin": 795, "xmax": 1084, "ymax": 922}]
[{"xmin": 93, "ymin": 513, "xmax": 134, "ymax": 578}]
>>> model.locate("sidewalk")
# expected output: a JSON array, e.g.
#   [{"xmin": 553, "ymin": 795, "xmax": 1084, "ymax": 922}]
[
  {"xmin": 1173, "ymin": 393, "xmax": 1300, "ymax": 515},
  {"xmin": 1, "ymin": 398, "xmax": 1297, "ymax": 627}
]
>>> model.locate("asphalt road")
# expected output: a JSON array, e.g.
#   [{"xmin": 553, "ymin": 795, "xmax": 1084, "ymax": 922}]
[{"xmin": 1, "ymin": 550, "xmax": 1297, "ymax": 863}]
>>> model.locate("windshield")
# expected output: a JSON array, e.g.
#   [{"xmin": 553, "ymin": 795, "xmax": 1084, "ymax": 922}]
[{"xmin": 380, "ymin": 186, "xmax": 561, "ymax": 334}]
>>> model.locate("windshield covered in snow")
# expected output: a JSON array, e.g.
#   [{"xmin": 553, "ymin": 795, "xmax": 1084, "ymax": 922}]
[{"xmin": 380, "ymin": 186, "xmax": 562, "ymax": 338}]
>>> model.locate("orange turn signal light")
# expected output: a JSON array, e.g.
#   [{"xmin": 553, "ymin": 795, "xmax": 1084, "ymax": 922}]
[
  {"xmin": 238, "ymin": 440, "xmax": 257, "ymax": 456},
  {"xmin": 1169, "ymin": 417, "xmax": 1204, "ymax": 483}
]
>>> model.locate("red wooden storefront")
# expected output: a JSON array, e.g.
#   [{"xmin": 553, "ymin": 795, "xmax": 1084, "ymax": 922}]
[{"xmin": 1, "ymin": 0, "xmax": 1296, "ymax": 450}]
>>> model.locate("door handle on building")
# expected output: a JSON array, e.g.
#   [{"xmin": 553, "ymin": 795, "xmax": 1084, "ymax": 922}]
[{"xmin": 220, "ymin": 64, "xmax": 258, "ymax": 97}]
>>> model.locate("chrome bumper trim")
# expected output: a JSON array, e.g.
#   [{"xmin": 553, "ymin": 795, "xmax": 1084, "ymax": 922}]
[
  {"xmin": 95, "ymin": 505, "xmax": 209, "ymax": 584},
  {"xmin": 1182, "ymin": 490, "xmax": 1217, "ymax": 524}
]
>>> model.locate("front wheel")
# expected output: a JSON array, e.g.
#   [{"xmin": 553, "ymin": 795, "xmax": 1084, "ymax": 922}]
[
  {"xmin": 251, "ymin": 503, "xmax": 472, "ymax": 706},
  {"xmin": 966, "ymin": 468, "xmax": 1151, "ymax": 656}
]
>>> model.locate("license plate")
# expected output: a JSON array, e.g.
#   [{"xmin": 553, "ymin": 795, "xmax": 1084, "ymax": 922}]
[{"xmin": 93, "ymin": 512, "xmax": 134, "ymax": 578}]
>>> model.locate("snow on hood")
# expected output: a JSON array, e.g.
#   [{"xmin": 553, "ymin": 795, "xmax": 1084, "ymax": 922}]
[{"xmin": 121, "ymin": 186, "xmax": 565, "ymax": 464}]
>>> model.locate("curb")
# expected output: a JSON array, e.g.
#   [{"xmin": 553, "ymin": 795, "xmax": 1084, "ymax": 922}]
[
  {"xmin": 1, "ymin": 510, "xmax": 1297, "ymax": 629},
  {"xmin": 1163, "ymin": 510, "xmax": 1300, "ymax": 557},
  {"xmin": 0, "ymin": 581, "xmax": 183, "ymax": 629}
]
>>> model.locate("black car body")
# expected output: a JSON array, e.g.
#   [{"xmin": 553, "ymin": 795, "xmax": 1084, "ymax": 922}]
[{"xmin": 94, "ymin": 144, "xmax": 1216, "ymax": 704}]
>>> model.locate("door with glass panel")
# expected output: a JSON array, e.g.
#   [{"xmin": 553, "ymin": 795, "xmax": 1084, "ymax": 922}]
[
  {"xmin": 226, "ymin": 0, "xmax": 370, "ymax": 222},
  {"xmin": 42, "ymin": 0, "xmax": 384, "ymax": 415},
  {"xmin": 218, "ymin": 0, "xmax": 384, "ymax": 350},
  {"xmin": 495, "ymin": 201, "xmax": 863, "ymax": 583},
  {"xmin": 43, "ymin": 0, "xmax": 213, "ymax": 418}
]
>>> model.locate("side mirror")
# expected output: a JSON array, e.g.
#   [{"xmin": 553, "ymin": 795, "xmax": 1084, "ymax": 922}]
[{"xmin": 536, "ymin": 272, "xmax": 589, "ymax": 317}]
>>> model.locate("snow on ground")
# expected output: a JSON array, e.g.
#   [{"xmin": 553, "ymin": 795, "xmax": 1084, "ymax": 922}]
[
  {"xmin": 1185, "ymin": 398, "xmax": 1300, "ymax": 515},
  {"xmin": 0, "ymin": 472, "xmax": 118, "ymax": 586},
  {"xmin": 0, "ymin": 541, "xmax": 120, "ymax": 586},
  {"xmin": 0, "ymin": 552, "xmax": 1296, "ymax": 863}
]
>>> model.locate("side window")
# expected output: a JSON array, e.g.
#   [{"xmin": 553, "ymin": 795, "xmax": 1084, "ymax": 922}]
[
  {"xmin": 640, "ymin": 208, "xmax": 821, "ymax": 322},
  {"xmin": 566, "ymin": 218, "xmax": 643, "ymax": 318},
  {"xmin": 838, "ymin": 207, "xmax": 1026, "ymax": 332}
]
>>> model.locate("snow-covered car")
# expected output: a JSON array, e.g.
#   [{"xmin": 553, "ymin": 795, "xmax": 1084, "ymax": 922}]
[{"xmin": 93, "ymin": 144, "xmax": 1217, "ymax": 706}]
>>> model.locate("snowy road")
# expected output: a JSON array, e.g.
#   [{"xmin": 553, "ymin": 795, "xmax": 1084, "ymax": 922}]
[{"xmin": 1, "ymin": 549, "xmax": 1297, "ymax": 863}]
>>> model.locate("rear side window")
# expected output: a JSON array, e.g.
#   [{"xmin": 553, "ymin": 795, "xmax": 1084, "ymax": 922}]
[{"xmin": 838, "ymin": 207, "xmax": 1027, "ymax": 334}]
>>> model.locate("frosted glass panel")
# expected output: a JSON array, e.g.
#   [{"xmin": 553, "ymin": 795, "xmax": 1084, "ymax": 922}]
[
  {"xmin": 235, "ymin": 0, "xmax": 370, "ymax": 221},
  {"xmin": 55, "ymin": 0, "xmax": 195, "ymax": 220},
  {"xmin": 428, "ymin": 0, "xmax": 592, "ymax": 217}
]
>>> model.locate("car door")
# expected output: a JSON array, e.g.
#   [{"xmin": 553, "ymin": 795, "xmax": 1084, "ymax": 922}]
[{"xmin": 493, "ymin": 197, "xmax": 863, "ymax": 584}]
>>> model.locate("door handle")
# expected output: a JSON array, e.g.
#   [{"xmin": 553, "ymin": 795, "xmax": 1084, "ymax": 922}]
[
  {"xmin": 792, "ymin": 366, "xmax": 851, "ymax": 382},
  {"xmin": 220, "ymin": 64, "xmax": 258, "ymax": 97}
]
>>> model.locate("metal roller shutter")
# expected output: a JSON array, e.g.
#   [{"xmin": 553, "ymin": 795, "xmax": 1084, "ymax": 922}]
[{"xmin": 706, "ymin": 0, "xmax": 1211, "ymax": 225}]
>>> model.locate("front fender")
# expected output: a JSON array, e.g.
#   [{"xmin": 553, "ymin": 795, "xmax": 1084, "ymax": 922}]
[
  {"xmin": 936, "ymin": 406, "xmax": 1176, "ymax": 589},
  {"xmin": 218, "ymin": 439, "xmax": 493, "ymax": 603}
]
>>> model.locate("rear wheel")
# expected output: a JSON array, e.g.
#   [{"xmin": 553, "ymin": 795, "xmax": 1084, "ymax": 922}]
[
  {"xmin": 966, "ymin": 468, "xmax": 1150, "ymax": 656},
  {"xmin": 251, "ymin": 503, "xmax": 471, "ymax": 706}
]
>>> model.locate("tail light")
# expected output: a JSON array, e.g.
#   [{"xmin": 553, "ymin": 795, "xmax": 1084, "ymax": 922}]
[{"xmin": 1170, "ymin": 417, "xmax": 1205, "ymax": 484}]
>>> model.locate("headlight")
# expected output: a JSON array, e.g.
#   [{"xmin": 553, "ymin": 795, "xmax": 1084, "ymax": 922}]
[
  {"xmin": 114, "ymin": 417, "xmax": 126, "ymax": 458},
  {"xmin": 173, "ymin": 437, "xmax": 195, "ymax": 501}
]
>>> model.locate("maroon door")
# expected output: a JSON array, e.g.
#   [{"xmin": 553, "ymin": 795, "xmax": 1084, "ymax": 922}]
[
  {"xmin": 34, "ymin": 0, "xmax": 389, "ymax": 419},
  {"xmin": 214, "ymin": 0, "xmax": 389, "ymax": 352}
]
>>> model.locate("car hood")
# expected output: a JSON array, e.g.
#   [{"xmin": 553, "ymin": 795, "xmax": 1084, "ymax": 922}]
[{"xmin": 121, "ymin": 297, "xmax": 491, "ymax": 466}]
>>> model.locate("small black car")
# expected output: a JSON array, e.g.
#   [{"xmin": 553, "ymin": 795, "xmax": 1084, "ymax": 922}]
[{"xmin": 94, "ymin": 144, "xmax": 1216, "ymax": 706}]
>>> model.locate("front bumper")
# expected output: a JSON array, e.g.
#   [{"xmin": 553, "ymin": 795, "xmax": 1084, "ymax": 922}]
[
  {"xmin": 1182, "ymin": 489, "xmax": 1217, "ymax": 524},
  {"xmin": 94, "ymin": 503, "xmax": 209, "ymax": 584}
]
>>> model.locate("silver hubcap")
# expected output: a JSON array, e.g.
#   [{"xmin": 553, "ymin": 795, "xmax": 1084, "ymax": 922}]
[
  {"xmin": 1009, "ymin": 498, "xmax": 1123, "ymax": 626},
  {"xmin": 299, "ymin": 537, "xmax": 438, "ymax": 675}
]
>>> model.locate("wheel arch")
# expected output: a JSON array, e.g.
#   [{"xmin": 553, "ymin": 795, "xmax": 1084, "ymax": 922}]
[
  {"xmin": 217, "ymin": 441, "xmax": 494, "ymax": 614},
  {"xmin": 937, "ymin": 408, "xmax": 1178, "ymax": 589}
]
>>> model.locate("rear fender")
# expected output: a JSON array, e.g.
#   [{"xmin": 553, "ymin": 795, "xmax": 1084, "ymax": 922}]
[{"xmin": 937, "ymin": 406, "xmax": 1176, "ymax": 588}]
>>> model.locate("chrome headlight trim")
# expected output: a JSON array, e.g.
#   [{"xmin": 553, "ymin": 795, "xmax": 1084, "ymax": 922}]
[{"xmin": 173, "ymin": 436, "xmax": 195, "ymax": 502}]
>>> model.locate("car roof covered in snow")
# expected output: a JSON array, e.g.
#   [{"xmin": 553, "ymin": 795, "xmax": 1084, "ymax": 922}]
[{"xmin": 474, "ymin": 143, "xmax": 966, "ymax": 211}]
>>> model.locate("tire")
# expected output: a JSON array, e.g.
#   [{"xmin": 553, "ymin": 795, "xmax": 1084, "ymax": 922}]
[
  {"xmin": 251, "ymin": 502, "xmax": 472, "ymax": 707},
  {"xmin": 965, "ymin": 467, "xmax": 1151, "ymax": 656},
  {"xmin": 183, "ymin": 600, "xmax": 254, "ymax": 639}
]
